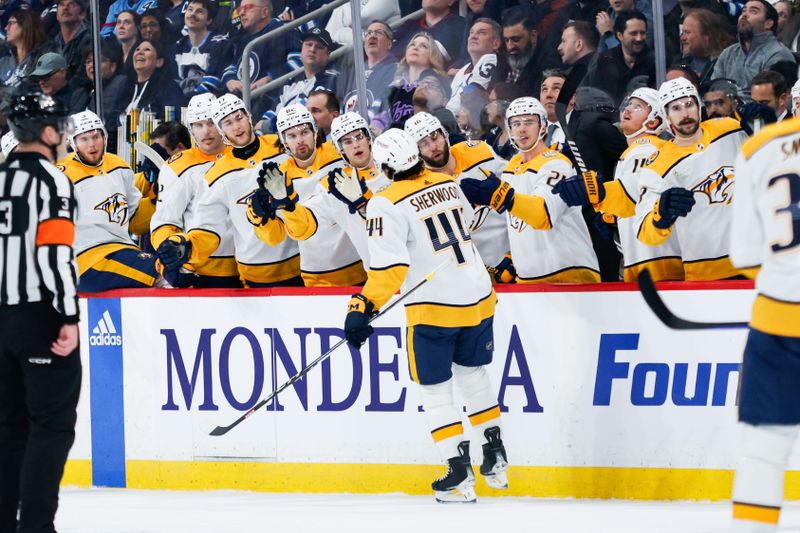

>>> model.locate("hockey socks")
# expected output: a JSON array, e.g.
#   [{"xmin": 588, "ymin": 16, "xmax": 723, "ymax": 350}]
[
  {"xmin": 732, "ymin": 423, "xmax": 799, "ymax": 532},
  {"xmin": 418, "ymin": 380, "xmax": 465, "ymax": 460}
]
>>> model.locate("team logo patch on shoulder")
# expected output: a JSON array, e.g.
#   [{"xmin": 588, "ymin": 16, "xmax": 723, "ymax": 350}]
[
  {"xmin": 56, "ymin": 164, "xmax": 66, "ymax": 172},
  {"xmin": 167, "ymin": 152, "xmax": 183, "ymax": 164},
  {"xmin": 634, "ymin": 138, "xmax": 650, "ymax": 145},
  {"xmin": 542, "ymin": 150, "xmax": 560, "ymax": 158},
  {"xmin": 644, "ymin": 150, "xmax": 660, "ymax": 166},
  {"xmin": 95, "ymin": 193, "xmax": 129, "ymax": 224},
  {"xmin": 692, "ymin": 166, "xmax": 734, "ymax": 204}
]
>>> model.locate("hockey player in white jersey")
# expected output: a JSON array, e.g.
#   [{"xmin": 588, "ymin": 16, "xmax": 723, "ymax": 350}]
[
  {"xmin": 404, "ymin": 112, "xmax": 514, "ymax": 282},
  {"xmin": 459, "ymin": 97, "xmax": 600, "ymax": 283},
  {"xmin": 58, "ymin": 110, "xmax": 161, "ymax": 291},
  {"xmin": 150, "ymin": 93, "xmax": 239, "ymax": 288},
  {"xmin": 249, "ymin": 111, "xmax": 389, "ymax": 264},
  {"xmin": 728, "ymin": 119, "xmax": 800, "ymax": 532},
  {"xmin": 343, "ymin": 129, "xmax": 508, "ymax": 503},
  {"xmin": 247, "ymin": 104, "xmax": 366, "ymax": 286},
  {"xmin": 552, "ymin": 88, "xmax": 684, "ymax": 281},
  {"xmin": 634, "ymin": 77, "xmax": 747, "ymax": 280},
  {"xmin": 156, "ymin": 93, "xmax": 302, "ymax": 287}
]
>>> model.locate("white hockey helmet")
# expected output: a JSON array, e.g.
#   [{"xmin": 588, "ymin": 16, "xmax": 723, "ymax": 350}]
[
  {"xmin": 330, "ymin": 112, "xmax": 371, "ymax": 154},
  {"xmin": 404, "ymin": 111, "xmax": 445, "ymax": 143},
  {"xmin": 1, "ymin": 130, "xmax": 18, "ymax": 157},
  {"xmin": 276, "ymin": 103, "xmax": 317, "ymax": 145},
  {"xmin": 68, "ymin": 110, "xmax": 107, "ymax": 151},
  {"xmin": 622, "ymin": 87, "xmax": 667, "ymax": 138},
  {"xmin": 212, "ymin": 93, "xmax": 249, "ymax": 130},
  {"xmin": 186, "ymin": 93, "xmax": 217, "ymax": 125},
  {"xmin": 791, "ymin": 79, "xmax": 800, "ymax": 116},
  {"xmin": 505, "ymin": 96, "xmax": 547, "ymax": 151},
  {"xmin": 373, "ymin": 128, "xmax": 419, "ymax": 174},
  {"xmin": 658, "ymin": 77, "xmax": 702, "ymax": 111}
]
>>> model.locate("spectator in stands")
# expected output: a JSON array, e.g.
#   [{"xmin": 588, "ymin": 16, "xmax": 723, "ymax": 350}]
[
  {"xmin": 120, "ymin": 39, "xmax": 184, "ymax": 120},
  {"xmin": 325, "ymin": 0, "xmax": 400, "ymax": 46},
  {"xmin": 113, "ymin": 9, "xmax": 141, "ymax": 72},
  {"xmin": 393, "ymin": 0, "xmax": 466, "ymax": 66},
  {"xmin": 595, "ymin": 0, "xmax": 654, "ymax": 52},
  {"xmin": 394, "ymin": 32, "xmax": 448, "ymax": 84},
  {"xmin": 279, "ymin": 0, "xmax": 332, "ymax": 32},
  {"xmin": 222, "ymin": 0, "xmax": 301, "ymax": 97},
  {"xmin": 702, "ymin": 77, "xmax": 742, "ymax": 118},
  {"xmin": 458, "ymin": 0, "xmax": 505, "ymax": 59},
  {"xmin": 751, "ymin": 69, "xmax": 790, "ymax": 120},
  {"xmin": 677, "ymin": 9, "xmax": 735, "ymax": 86},
  {"xmin": 447, "ymin": 18, "xmax": 502, "ymax": 115},
  {"xmin": 54, "ymin": 0, "xmax": 90, "ymax": 79},
  {"xmin": 162, "ymin": 0, "xmax": 187, "ymax": 36},
  {"xmin": 587, "ymin": 10, "xmax": 655, "ymax": 105},
  {"xmin": 29, "ymin": 53, "xmax": 73, "ymax": 108},
  {"xmin": 664, "ymin": 0, "xmax": 731, "ymax": 62},
  {"xmin": 775, "ymin": 0, "xmax": 792, "ymax": 34},
  {"xmin": 305, "ymin": 88, "xmax": 339, "ymax": 137},
  {"xmin": 174, "ymin": 0, "xmax": 232, "ymax": 98},
  {"xmin": 274, "ymin": 27, "xmax": 339, "ymax": 112},
  {"xmin": 0, "ymin": 10, "xmax": 53, "ymax": 90},
  {"xmin": 777, "ymin": 0, "xmax": 800, "ymax": 51},
  {"xmin": 412, "ymin": 70, "xmax": 458, "ymax": 135},
  {"xmin": 712, "ymin": 0, "xmax": 796, "ymax": 100},
  {"xmin": 539, "ymin": 69, "xmax": 571, "ymax": 148},
  {"xmin": 101, "ymin": 0, "xmax": 160, "ymax": 37},
  {"xmin": 557, "ymin": 20, "xmax": 600, "ymax": 82},
  {"xmin": 360, "ymin": 20, "xmax": 398, "ymax": 121},
  {"xmin": 483, "ymin": 98, "xmax": 514, "ymax": 159},
  {"xmin": 70, "ymin": 41, "xmax": 128, "ymax": 137},
  {"xmin": 498, "ymin": 7, "xmax": 560, "ymax": 93},
  {"xmin": 140, "ymin": 9, "xmax": 178, "ymax": 76}
]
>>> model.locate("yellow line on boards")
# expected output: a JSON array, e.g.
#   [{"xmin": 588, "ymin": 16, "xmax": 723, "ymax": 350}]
[{"xmin": 61, "ymin": 461, "xmax": 800, "ymax": 501}]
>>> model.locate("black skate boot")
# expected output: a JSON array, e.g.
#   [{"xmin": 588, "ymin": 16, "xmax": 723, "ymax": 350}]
[
  {"xmin": 480, "ymin": 426, "xmax": 508, "ymax": 489},
  {"xmin": 432, "ymin": 441, "xmax": 476, "ymax": 503}
]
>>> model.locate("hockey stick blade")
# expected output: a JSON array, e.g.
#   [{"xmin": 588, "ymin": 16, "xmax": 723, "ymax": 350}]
[
  {"xmin": 209, "ymin": 260, "xmax": 451, "ymax": 436},
  {"xmin": 133, "ymin": 141, "xmax": 165, "ymax": 169},
  {"xmin": 637, "ymin": 269, "xmax": 748, "ymax": 330}
]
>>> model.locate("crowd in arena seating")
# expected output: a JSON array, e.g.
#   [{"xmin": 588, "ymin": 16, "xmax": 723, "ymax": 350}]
[{"xmin": 2, "ymin": 0, "xmax": 798, "ymax": 287}]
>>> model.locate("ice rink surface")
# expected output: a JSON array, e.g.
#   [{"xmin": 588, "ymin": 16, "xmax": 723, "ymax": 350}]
[{"xmin": 55, "ymin": 488, "xmax": 800, "ymax": 533}]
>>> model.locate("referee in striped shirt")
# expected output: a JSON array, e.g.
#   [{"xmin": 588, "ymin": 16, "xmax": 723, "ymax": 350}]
[{"xmin": 0, "ymin": 92, "xmax": 81, "ymax": 533}]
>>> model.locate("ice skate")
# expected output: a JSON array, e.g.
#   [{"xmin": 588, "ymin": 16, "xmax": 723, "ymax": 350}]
[
  {"xmin": 480, "ymin": 426, "xmax": 508, "ymax": 489},
  {"xmin": 432, "ymin": 441, "xmax": 476, "ymax": 503}
]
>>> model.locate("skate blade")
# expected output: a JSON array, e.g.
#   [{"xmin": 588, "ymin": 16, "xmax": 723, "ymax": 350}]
[
  {"xmin": 435, "ymin": 486, "xmax": 477, "ymax": 504},
  {"xmin": 483, "ymin": 460, "xmax": 509, "ymax": 489}
]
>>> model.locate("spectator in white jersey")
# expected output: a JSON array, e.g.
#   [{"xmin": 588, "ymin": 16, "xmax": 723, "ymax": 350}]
[
  {"xmin": 446, "ymin": 18, "xmax": 502, "ymax": 115},
  {"xmin": 275, "ymin": 27, "xmax": 340, "ymax": 113}
]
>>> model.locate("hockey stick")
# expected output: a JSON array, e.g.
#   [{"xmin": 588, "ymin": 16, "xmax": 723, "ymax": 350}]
[
  {"xmin": 133, "ymin": 140, "xmax": 165, "ymax": 169},
  {"xmin": 637, "ymin": 269, "xmax": 749, "ymax": 330},
  {"xmin": 209, "ymin": 260, "xmax": 451, "ymax": 436}
]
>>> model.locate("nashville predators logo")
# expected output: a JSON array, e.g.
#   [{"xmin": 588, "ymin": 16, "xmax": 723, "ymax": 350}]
[
  {"xmin": 94, "ymin": 193, "xmax": 129, "ymax": 224},
  {"xmin": 691, "ymin": 166, "xmax": 735, "ymax": 204}
]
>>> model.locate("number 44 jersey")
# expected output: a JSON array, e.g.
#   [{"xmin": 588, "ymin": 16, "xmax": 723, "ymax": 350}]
[
  {"xmin": 362, "ymin": 170, "xmax": 496, "ymax": 329},
  {"xmin": 731, "ymin": 119, "xmax": 800, "ymax": 337}
]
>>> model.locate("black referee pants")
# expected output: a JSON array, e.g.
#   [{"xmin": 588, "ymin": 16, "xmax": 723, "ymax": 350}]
[{"xmin": 0, "ymin": 302, "xmax": 81, "ymax": 533}]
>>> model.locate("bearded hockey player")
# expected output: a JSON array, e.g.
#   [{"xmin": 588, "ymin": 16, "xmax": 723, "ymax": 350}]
[
  {"xmin": 150, "ymin": 93, "xmax": 239, "ymax": 287},
  {"xmin": 404, "ymin": 111, "xmax": 513, "ymax": 282},
  {"xmin": 343, "ymin": 128, "xmax": 508, "ymax": 504},
  {"xmin": 58, "ymin": 110, "xmax": 161, "ymax": 291},
  {"xmin": 459, "ymin": 97, "xmax": 600, "ymax": 283},
  {"xmin": 634, "ymin": 77, "xmax": 747, "ymax": 280},
  {"xmin": 156, "ymin": 93, "xmax": 301, "ymax": 287}
]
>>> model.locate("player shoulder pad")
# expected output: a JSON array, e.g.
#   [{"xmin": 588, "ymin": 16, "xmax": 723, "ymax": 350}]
[
  {"xmin": 167, "ymin": 151, "xmax": 183, "ymax": 165},
  {"xmin": 376, "ymin": 171, "xmax": 453, "ymax": 204},
  {"xmin": 701, "ymin": 116, "xmax": 743, "ymax": 141},
  {"xmin": 541, "ymin": 149, "xmax": 561, "ymax": 158},
  {"xmin": 741, "ymin": 117, "xmax": 800, "ymax": 161},
  {"xmin": 633, "ymin": 137, "xmax": 650, "ymax": 145},
  {"xmin": 204, "ymin": 155, "xmax": 241, "ymax": 186}
]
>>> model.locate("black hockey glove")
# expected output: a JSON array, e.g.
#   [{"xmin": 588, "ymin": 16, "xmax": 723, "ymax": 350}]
[
  {"xmin": 460, "ymin": 173, "xmax": 515, "ymax": 213},
  {"xmin": 653, "ymin": 188, "xmax": 695, "ymax": 229},
  {"xmin": 344, "ymin": 293, "xmax": 376, "ymax": 348}
]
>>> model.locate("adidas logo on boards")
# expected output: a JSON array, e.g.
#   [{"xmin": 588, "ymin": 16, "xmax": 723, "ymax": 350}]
[{"xmin": 89, "ymin": 310, "xmax": 122, "ymax": 346}]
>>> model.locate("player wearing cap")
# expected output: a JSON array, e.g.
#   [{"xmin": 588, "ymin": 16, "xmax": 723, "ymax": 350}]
[
  {"xmin": 634, "ymin": 77, "xmax": 748, "ymax": 280},
  {"xmin": 459, "ymin": 97, "xmax": 600, "ymax": 283},
  {"xmin": 150, "ymin": 93, "xmax": 239, "ymax": 288},
  {"xmin": 156, "ymin": 93, "xmax": 301, "ymax": 287},
  {"xmin": 248, "ymin": 103, "xmax": 366, "ymax": 286},
  {"xmin": 343, "ymin": 128, "xmax": 508, "ymax": 504},
  {"xmin": 553, "ymin": 88, "xmax": 683, "ymax": 281},
  {"xmin": 404, "ymin": 111, "xmax": 514, "ymax": 282},
  {"xmin": 58, "ymin": 110, "xmax": 162, "ymax": 291},
  {"xmin": 250, "ymin": 111, "xmax": 388, "ymax": 264}
]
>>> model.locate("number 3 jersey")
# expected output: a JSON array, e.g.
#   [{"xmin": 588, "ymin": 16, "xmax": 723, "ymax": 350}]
[
  {"xmin": 502, "ymin": 150, "xmax": 599, "ymax": 283},
  {"xmin": 362, "ymin": 170, "xmax": 495, "ymax": 328},
  {"xmin": 731, "ymin": 119, "xmax": 800, "ymax": 337}
]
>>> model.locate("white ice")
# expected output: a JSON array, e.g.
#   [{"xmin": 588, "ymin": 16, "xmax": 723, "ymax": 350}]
[{"xmin": 54, "ymin": 488, "xmax": 800, "ymax": 533}]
